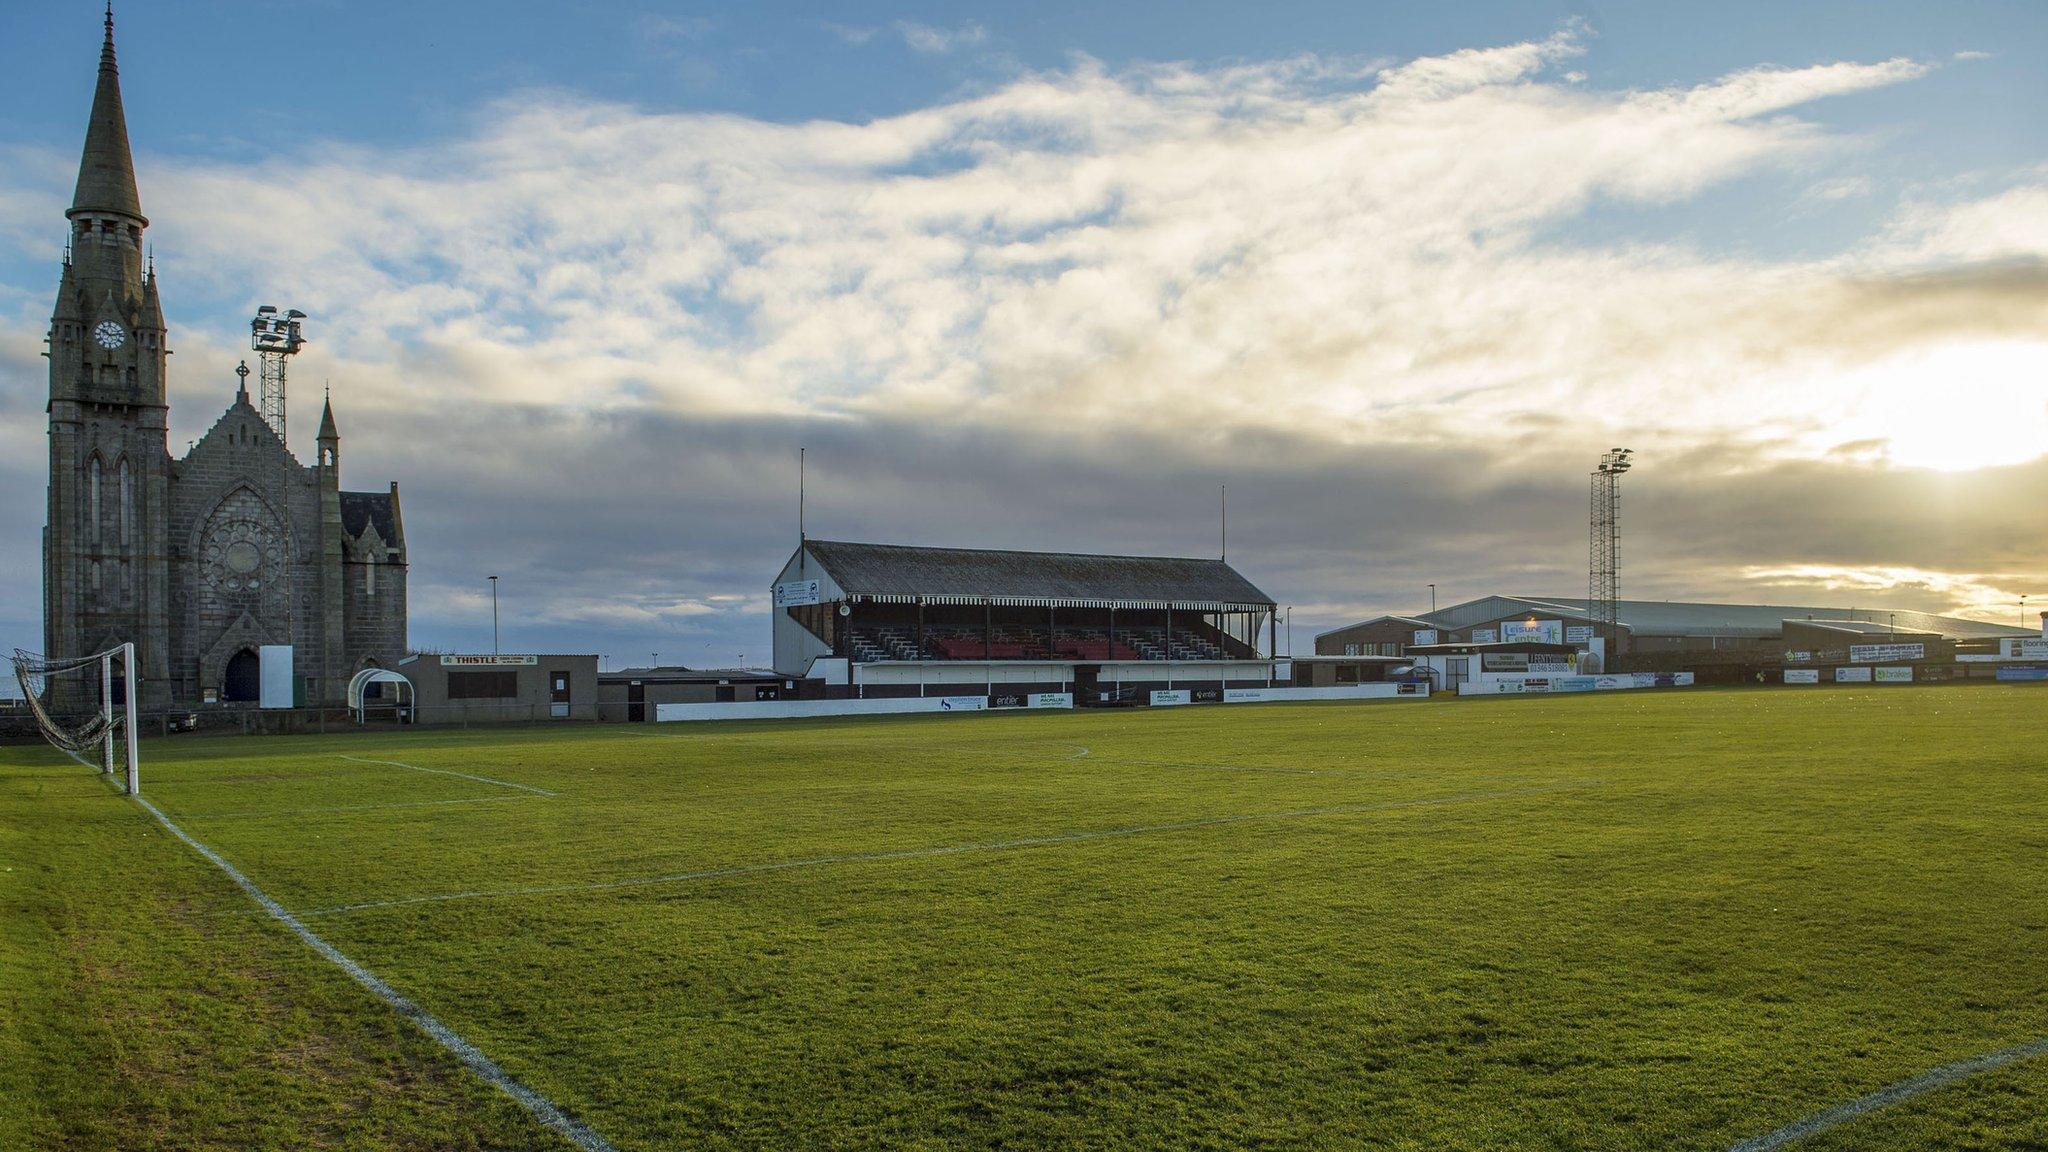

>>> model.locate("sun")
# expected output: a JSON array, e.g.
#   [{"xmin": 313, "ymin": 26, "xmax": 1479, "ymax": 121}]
[{"xmin": 1832, "ymin": 341, "xmax": 2048, "ymax": 472}]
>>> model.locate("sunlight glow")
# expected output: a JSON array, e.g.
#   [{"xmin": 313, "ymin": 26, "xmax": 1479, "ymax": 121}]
[{"xmin": 1829, "ymin": 341, "xmax": 2048, "ymax": 471}]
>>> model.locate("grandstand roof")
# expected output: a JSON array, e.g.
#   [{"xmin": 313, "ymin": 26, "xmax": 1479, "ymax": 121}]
[
  {"xmin": 1396, "ymin": 595, "xmax": 2031, "ymax": 640},
  {"xmin": 797, "ymin": 540, "xmax": 1276, "ymax": 611}
]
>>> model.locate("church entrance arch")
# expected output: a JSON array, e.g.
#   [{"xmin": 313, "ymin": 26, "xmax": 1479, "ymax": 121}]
[{"xmin": 222, "ymin": 649, "xmax": 261, "ymax": 703}]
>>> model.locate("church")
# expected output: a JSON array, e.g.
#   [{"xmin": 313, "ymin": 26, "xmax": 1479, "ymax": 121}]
[{"xmin": 43, "ymin": 11, "xmax": 407, "ymax": 712}]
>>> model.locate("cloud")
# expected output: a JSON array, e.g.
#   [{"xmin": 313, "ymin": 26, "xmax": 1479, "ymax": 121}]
[
  {"xmin": 894, "ymin": 21, "xmax": 989, "ymax": 54},
  {"xmin": 635, "ymin": 14, "xmax": 715, "ymax": 43},
  {"xmin": 2, "ymin": 27, "xmax": 2043, "ymax": 662}
]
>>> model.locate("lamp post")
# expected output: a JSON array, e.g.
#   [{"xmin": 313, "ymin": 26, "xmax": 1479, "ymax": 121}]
[
  {"xmin": 488, "ymin": 575, "xmax": 500, "ymax": 655},
  {"xmin": 1286, "ymin": 607, "xmax": 1293, "ymax": 657}
]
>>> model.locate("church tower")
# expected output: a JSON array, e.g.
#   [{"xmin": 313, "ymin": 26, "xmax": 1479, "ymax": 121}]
[{"xmin": 44, "ymin": 7, "xmax": 173, "ymax": 710}]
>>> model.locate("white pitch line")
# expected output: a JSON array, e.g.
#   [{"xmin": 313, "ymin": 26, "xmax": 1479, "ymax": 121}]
[
  {"xmin": 337, "ymin": 754, "xmax": 557, "ymax": 797},
  {"xmin": 131, "ymin": 795, "xmax": 618, "ymax": 1152},
  {"xmin": 171, "ymin": 794, "xmax": 537, "ymax": 821},
  {"xmin": 299, "ymin": 780, "xmax": 1603, "ymax": 918},
  {"xmin": 1728, "ymin": 1035, "xmax": 2048, "ymax": 1151}
]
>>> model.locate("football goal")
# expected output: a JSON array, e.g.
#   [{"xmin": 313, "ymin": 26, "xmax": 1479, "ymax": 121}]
[{"xmin": 10, "ymin": 643, "xmax": 140, "ymax": 795}]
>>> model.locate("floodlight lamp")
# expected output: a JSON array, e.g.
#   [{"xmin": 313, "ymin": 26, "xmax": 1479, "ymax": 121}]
[
  {"xmin": 257, "ymin": 304, "xmax": 278, "ymax": 315},
  {"xmin": 286, "ymin": 309, "xmax": 306, "ymax": 319}
]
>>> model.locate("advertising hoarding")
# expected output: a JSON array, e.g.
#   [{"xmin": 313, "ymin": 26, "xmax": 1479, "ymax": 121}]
[
  {"xmin": 1150, "ymin": 690, "xmax": 1191, "ymax": 706},
  {"xmin": 1835, "ymin": 666, "xmax": 1874, "ymax": 683},
  {"xmin": 1874, "ymin": 666, "xmax": 1914, "ymax": 683},
  {"xmin": 1996, "ymin": 666, "xmax": 2048, "ymax": 681},
  {"xmin": 441, "ymin": 654, "xmax": 538, "ymax": 666},
  {"xmin": 1783, "ymin": 669, "xmax": 1821, "ymax": 684},
  {"xmin": 1412, "ymin": 628, "xmax": 1439, "ymax": 645},
  {"xmin": 1471, "ymin": 628, "xmax": 1498, "ymax": 643},
  {"xmin": 1848, "ymin": 642, "xmax": 1925, "ymax": 663},
  {"xmin": 1565, "ymin": 625, "xmax": 1595, "ymax": 643}
]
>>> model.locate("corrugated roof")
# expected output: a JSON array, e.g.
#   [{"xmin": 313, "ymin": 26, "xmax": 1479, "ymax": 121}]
[
  {"xmin": 800, "ymin": 540, "xmax": 1275, "ymax": 609},
  {"xmin": 1420, "ymin": 595, "xmax": 2029, "ymax": 640},
  {"xmin": 1788, "ymin": 618, "xmax": 1941, "ymax": 637},
  {"xmin": 1311, "ymin": 614, "xmax": 1435, "ymax": 641}
]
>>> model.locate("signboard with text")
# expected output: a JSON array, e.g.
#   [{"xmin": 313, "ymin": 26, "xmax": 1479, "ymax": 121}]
[
  {"xmin": 1835, "ymin": 666, "xmax": 1874, "ymax": 683},
  {"xmin": 1565, "ymin": 625, "xmax": 1595, "ymax": 643},
  {"xmin": 1874, "ymin": 666, "xmax": 1914, "ymax": 683},
  {"xmin": 1784, "ymin": 669, "xmax": 1821, "ymax": 684},
  {"xmin": 1849, "ymin": 642, "xmax": 1925, "ymax": 663},
  {"xmin": 773, "ymin": 579, "xmax": 823, "ymax": 608},
  {"xmin": 441, "ymin": 655, "xmax": 538, "ymax": 666},
  {"xmin": 1412, "ymin": 628, "xmax": 1439, "ymax": 645},
  {"xmin": 1470, "ymin": 628, "xmax": 1498, "ymax": 643},
  {"xmin": 1501, "ymin": 619, "xmax": 1564, "ymax": 645}
]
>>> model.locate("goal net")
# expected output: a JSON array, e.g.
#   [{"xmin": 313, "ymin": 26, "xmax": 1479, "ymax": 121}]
[{"xmin": 10, "ymin": 643, "xmax": 140, "ymax": 794}]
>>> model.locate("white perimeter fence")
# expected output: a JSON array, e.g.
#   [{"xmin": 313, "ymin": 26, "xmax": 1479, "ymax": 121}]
[{"xmin": 656, "ymin": 683, "xmax": 1422, "ymax": 723}]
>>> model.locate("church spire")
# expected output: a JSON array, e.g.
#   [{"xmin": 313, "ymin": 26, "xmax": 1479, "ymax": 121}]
[{"xmin": 69, "ymin": 4, "xmax": 146, "ymax": 225}]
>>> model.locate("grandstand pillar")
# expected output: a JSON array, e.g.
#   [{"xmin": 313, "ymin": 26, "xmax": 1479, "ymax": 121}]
[
  {"xmin": 984, "ymin": 599, "xmax": 992, "ymax": 660},
  {"xmin": 916, "ymin": 598, "xmax": 925, "ymax": 659}
]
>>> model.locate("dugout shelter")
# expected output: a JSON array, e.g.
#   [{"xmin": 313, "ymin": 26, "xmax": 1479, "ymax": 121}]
[{"xmin": 771, "ymin": 540, "xmax": 1279, "ymax": 703}]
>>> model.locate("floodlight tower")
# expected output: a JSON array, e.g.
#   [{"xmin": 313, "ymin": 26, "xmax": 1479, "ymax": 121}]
[
  {"xmin": 1589, "ymin": 448, "xmax": 1634, "ymax": 663},
  {"xmin": 250, "ymin": 305, "xmax": 308, "ymax": 446}
]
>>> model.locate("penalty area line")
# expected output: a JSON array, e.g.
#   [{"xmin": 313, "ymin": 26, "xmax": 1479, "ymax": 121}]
[
  {"xmin": 131, "ymin": 795, "xmax": 619, "ymax": 1152},
  {"xmin": 300, "ymin": 779, "xmax": 1604, "ymax": 918},
  {"xmin": 337, "ymin": 754, "xmax": 557, "ymax": 796},
  {"xmin": 1728, "ymin": 1035, "xmax": 2048, "ymax": 1152},
  {"xmin": 170, "ymin": 794, "xmax": 540, "ymax": 821}
]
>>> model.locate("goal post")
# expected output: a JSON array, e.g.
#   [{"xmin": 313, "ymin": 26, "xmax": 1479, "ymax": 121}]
[{"xmin": 10, "ymin": 643, "xmax": 141, "ymax": 795}]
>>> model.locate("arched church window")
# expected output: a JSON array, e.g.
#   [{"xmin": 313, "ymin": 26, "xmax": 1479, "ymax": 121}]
[
  {"xmin": 119, "ymin": 459, "xmax": 133, "ymax": 545},
  {"xmin": 87, "ymin": 457, "xmax": 101, "ymax": 543}
]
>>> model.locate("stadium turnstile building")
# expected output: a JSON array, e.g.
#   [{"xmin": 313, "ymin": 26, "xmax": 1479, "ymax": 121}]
[{"xmin": 771, "ymin": 540, "xmax": 1280, "ymax": 704}]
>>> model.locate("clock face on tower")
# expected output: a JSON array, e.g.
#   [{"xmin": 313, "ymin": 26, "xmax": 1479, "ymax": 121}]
[{"xmin": 93, "ymin": 320, "xmax": 126, "ymax": 350}]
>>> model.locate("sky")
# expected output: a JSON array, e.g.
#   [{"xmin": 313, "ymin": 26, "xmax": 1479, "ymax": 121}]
[{"xmin": 1, "ymin": 1, "xmax": 2045, "ymax": 670}]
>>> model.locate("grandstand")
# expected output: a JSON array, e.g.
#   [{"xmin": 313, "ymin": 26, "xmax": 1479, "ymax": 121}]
[{"xmin": 771, "ymin": 540, "xmax": 1278, "ymax": 702}]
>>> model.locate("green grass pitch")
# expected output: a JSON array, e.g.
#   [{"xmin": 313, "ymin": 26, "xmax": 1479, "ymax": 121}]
[{"xmin": 4, "ymin": 685, "xmax": 2046, "ymax": 1151}]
